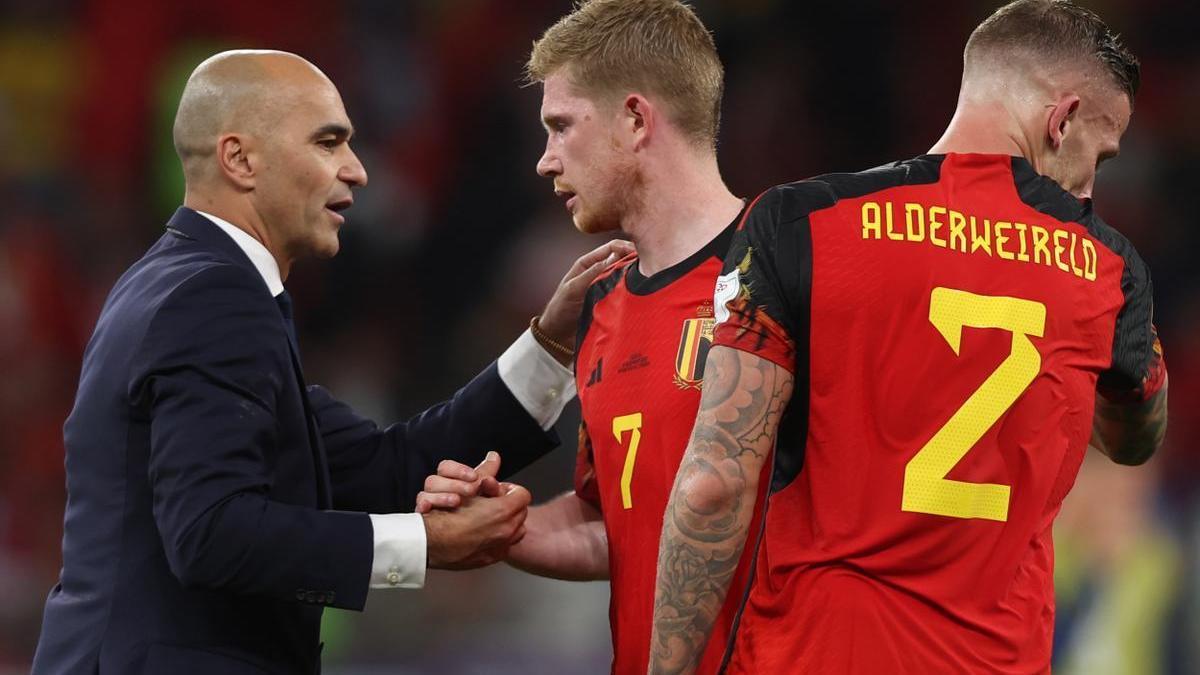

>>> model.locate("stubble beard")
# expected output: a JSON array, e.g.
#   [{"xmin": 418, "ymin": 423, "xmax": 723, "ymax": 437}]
[{"xmin": 576, "ymin": 155, "xmax": 646, "ymax": 235}]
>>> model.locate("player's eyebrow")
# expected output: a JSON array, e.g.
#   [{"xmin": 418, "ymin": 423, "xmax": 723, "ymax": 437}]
[
  {"xmin": 312, "ymin": 123, "xmax": 354, "ymax": 142},
  {"xmin": 542, "ymin": 113, "xmax": 568, "ymax": 131}
]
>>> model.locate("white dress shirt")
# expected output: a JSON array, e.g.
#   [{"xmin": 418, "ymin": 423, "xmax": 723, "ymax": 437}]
[{"xmin": 195, "ymin": 210, "xmax": 575, "ymax": 589}]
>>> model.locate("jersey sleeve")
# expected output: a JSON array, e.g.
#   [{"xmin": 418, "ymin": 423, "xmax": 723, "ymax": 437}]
[
  {"xmin": 713, "ymin": 186, "xmax": 813, "ymax": 373},
  {"xmin": 1096, "ymin": 236, "xmax": 1167, "ymax": 403},
  {"xmin": 573, "ymin": 420, "xmax": 602, "ymax": 511}
]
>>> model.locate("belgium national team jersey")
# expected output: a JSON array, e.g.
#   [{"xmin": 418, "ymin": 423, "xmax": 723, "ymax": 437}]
[
  {"xmin": 574, "ymin": 217, "xmax": 761, "ymax": 675},
  {"xmin": 714, "ymin": 153, "xmax": 1166, "ymax": 674}
]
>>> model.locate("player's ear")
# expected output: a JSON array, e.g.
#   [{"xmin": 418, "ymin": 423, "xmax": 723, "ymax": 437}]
[
  {"xmin": 624, "ymin": 93, "xmax": 653, "ymax": 151},
  {"xmin": 217, "ymin": 132, "xmax": 257, "ymax": 190},
  {"xmin": 1046, "ymin": 93, "xmax": 1081, "ymax": 151}
]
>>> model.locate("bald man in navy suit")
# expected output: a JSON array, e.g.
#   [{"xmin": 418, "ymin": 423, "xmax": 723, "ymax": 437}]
[{"xmin": 33, "ymin": 50, "xmax": 630, "ymax": 674}]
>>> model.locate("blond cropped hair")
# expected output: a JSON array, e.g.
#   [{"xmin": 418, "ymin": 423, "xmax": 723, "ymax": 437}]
[{"xmin": 527, "ymin": 0, "xmax": 724, "ymax": 150}]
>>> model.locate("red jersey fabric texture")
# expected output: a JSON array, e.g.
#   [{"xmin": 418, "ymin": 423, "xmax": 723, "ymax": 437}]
[
  {"xmin": 574, "ymin": 217, "xmax": 762, "ymax": 675},
  {"xmin": 713, "ymin": 153, "xmax": 1164, "ymax": 674}
]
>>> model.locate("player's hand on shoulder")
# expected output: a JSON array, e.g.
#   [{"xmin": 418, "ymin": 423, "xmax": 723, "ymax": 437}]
[{"xmin": 538, "ymin": 239, "xmax": 635, "ymax": 349}]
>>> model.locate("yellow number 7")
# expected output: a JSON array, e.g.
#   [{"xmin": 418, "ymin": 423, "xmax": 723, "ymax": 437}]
[
  {"xmin": 612, "ymin": 413, "xmax": 643, "ymax": 509},
  {"xmin": 901, "ymin": 287, "xmax": 1046, "ymax": 522}
]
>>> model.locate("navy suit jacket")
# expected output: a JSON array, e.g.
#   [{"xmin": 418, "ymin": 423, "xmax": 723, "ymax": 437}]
[{"xmin": 33, "ymin": 208, "xmax": 558, "ymax": 674}]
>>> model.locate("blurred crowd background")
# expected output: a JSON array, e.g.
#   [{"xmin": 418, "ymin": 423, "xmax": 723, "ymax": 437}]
[{"xmin": 0, "ymin": 0, "xmax": 1196, "ymax": 672}]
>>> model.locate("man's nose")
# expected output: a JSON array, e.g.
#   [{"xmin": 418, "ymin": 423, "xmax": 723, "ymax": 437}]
[
  {"xmin": 536, "ymin": 148, "xmax": 560, "ymax": 177},
  {"xmin": 342, "ymin": 148, "xmax": 368, "ymax": 188}
]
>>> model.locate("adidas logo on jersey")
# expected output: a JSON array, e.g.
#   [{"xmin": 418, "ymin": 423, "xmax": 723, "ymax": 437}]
[{"xmin": 586, "ymin": 358, "xmax": 603, "ymax": 387}]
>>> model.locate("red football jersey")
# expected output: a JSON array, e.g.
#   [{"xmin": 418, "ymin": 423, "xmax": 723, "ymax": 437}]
[
  {"xmin": 713, "ymin": 153, "xmax": 1165, "ymax": 674},
  {"xmin": 574, "ymin": 223, "xmax": 761, "ymax": 675}
]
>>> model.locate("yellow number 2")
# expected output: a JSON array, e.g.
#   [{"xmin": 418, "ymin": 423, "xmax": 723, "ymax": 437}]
[
  {"xmin": 612, "ymin": 413, "xmax": 643, "ymax": 510},
  {"xmin": 901, "ymin": 287, "xmax": 1046, "ymax": 522}
]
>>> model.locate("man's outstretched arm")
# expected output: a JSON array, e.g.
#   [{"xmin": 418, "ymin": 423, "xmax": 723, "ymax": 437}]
[
  {"xmin": 504, "ymin": 491, "xmax": 608, "ymax": 581},
  {"xmin": 649, "ymin": 346, "xmax": 793, "ymax": 675},
  {"xmin": 416, "ymin": 457, "xmax": 609, "ymax": 580}
]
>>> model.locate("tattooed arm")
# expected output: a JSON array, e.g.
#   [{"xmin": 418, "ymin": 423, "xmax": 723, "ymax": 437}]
[
  {"xmin": 1091, "ymin": 383, "xmax": 1168, "ymax": 466},
  {"xmin": 649, "ymin": 346, "xmax": 793, "ymax": 675}
]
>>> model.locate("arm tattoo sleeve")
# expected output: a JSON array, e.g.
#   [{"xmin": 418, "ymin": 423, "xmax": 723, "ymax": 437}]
[{"xmin": 649, "ymin": 346, "xmax": 793, "ymax": 674}]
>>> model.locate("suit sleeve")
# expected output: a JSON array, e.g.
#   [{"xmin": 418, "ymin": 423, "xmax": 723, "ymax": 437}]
[
  {"xmin": 131, "ymin": 264, "xmax": 374, "ymax": 611},
  {"xmin": 309, "ymin": 362, "xmax": 560, "ymax": 514}
]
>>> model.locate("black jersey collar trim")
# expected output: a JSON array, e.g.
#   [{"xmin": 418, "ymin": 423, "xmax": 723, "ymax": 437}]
[
  {"xmin": 1008, "ymin": 156, "xmax": 1090, "ymax": 224},
  {"xmin": 624, "ymin": 202, "xmax": 746, "ymax": 296},
  {"xmin": 914, "ymin": 153, "xmax": 1089, "ymax": 224}
]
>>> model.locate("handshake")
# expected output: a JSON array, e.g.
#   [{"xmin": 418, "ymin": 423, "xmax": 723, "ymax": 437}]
[{"xmin": 417, "ymin": 451, "xmax": 530, "ymax": 570}]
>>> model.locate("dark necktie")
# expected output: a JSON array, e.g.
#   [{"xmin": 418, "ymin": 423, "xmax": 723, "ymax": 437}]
[{"xmin": 275, "ymin": 289, "xmax": 300, "ymax": 355}]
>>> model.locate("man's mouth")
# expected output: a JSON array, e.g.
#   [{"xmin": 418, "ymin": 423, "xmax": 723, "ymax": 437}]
[
  {"xmin": 325, "ymin": 197, "xmax": 353, "ymax": 223},
  {"xmin": 554, "ymin": 188, "xmax": 577, "ymax": 213}
]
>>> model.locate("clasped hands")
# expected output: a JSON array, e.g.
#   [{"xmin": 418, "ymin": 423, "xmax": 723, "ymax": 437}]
[{"xmin": 418, "ymin": 452, "xmax": 527, "ymax": 570}]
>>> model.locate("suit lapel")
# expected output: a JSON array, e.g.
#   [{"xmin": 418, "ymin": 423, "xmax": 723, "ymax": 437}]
[
  {"xmin": 280, "ymin": 342, "xmax": 334, "ymax": 510},
  {"xmin": 167, "ymin": 207, "xmax": 334, "ymax": 508}
]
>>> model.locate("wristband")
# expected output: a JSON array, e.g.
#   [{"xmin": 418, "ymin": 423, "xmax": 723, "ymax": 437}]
[{"xmin": 530, "ymin": 315, "xmax": 575, "ymax": 361}]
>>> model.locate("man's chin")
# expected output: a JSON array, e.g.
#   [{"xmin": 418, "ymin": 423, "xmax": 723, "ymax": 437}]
[
  {"xmin": 573, "ymin": 212, "xmax": 619, "ymax": 235},
  {"xmin": 313, "ymin": 236, "xmax": 341, "ymax": 259}
]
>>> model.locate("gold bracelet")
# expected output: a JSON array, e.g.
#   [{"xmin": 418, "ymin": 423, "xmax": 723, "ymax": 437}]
[{"xmin": 530, "ymin": 315, "xmax": 575, "ymax": 361}]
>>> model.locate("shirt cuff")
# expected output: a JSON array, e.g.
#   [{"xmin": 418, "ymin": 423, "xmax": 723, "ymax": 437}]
[
  {"xmin": 497, "ymin": 329, "xmax": 577, "ymax": 430},
  {"xmin": 368, "ymin": 513, "xmax": 427, "ymax": 589}
]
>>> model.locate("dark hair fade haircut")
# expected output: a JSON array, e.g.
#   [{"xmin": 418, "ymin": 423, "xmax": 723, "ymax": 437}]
[{"xmin": 965, "ymin": 0, "xmax": 1140, "ymax": 99}]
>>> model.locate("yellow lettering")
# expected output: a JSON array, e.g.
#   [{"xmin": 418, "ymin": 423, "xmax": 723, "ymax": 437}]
[
  {"xmin": 613, "ymin": 413, "xmax": 643, "ymax": 509},
  {"xmin": 948, "ymin": 210, "xmax": 967, "ymax": 252},
  {"xmin": 1053, "ymin": 230, "xmax": 1070, "ymax": 272},
  {"xmin": 905, "ymin": 202, "xmax": 926, "ymax": 242},
  {"xmin": 929, "ymin": 206, "xmax": 947, "ymax": 247},
  {"xmin": 970, "ymin": 216, "xmax": 992, "ymax": 256},
  {"xmin": 995, "ymin": 222, "xmax": 1014, "ymax": 260},
  {"xmin": 862, "ymin": 202, "xmax": 881, "ymax": 240},
  {"xmin": 885, "ymin": 201, "xmax": 903, "ymax": 241},
  {"xmin": 903, "ymin": 288, "xmax": 1046, "ymax": 522},
  {"xmin": 1082, "ymin": 238, "xmax": 1098, "ymax": 281},
  {"xmin": 1013, "ymin": 223, "xmax": 1030, "ymax": 262},
  {"xmin": 863, "ymin": 204, "xmax": 1099, "ymax": 284},
  {"xmin": 1032, "ymin": 226, "xmax": 1051, "ymax": 266},
  {"xmin": 1068, "ymin": 232, "xmax": 1083, "ymax": 277}
]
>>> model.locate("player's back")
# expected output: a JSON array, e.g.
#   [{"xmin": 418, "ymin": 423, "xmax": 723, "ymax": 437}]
[{"xmin": 718, "ymin": 153, "xmax": 1156, "ymax": 673}]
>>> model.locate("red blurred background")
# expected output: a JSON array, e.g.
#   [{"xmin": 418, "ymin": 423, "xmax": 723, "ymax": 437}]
[{"xmin": 0, "ymin": 1, "xmax": 1195, "ymax": 672}]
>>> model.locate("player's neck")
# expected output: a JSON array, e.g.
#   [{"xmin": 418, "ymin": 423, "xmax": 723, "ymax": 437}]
[
  {"xmin": 929, "ymin": 100, "xmax": 1030, "ymax": 160},
  {"xmin": 625, "ymin": 160, "xmax": 742, "ymax": 276}
]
